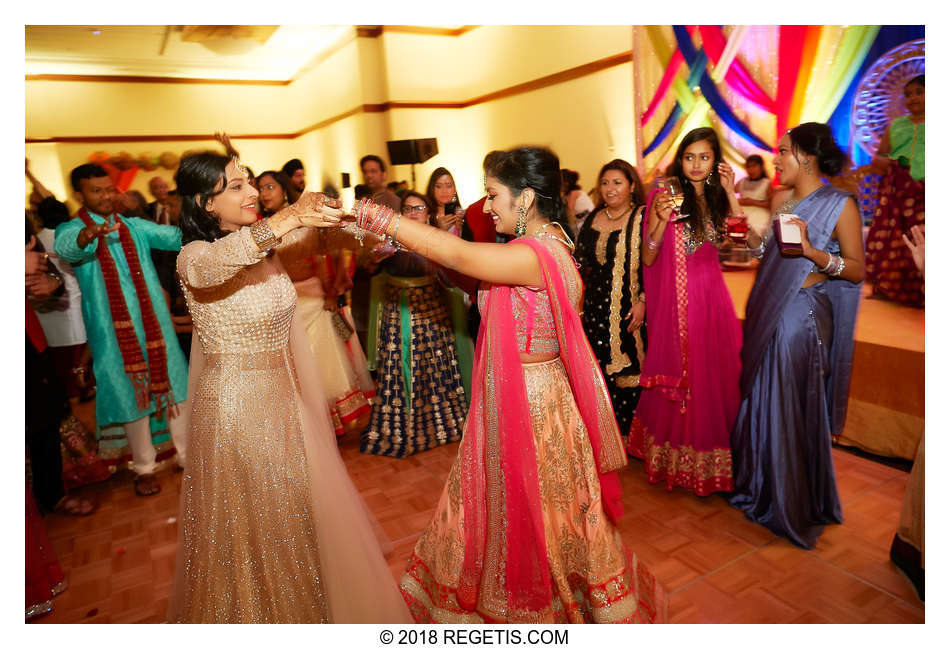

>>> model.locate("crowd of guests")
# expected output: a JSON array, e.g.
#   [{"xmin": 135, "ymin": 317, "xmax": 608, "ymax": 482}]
[{"xmin": 25, "ymin": 107, "xmax": 924, "ymax": 621}]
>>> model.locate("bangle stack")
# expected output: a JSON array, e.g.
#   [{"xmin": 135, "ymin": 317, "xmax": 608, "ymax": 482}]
[
  {"xmin": 355, "ymin": 198, "xmax": 396, "ymax": 236},
  {"xmin": 820, "ymin": 253, "xmax": 846, "ymax": 277},
  {"xmin": 646, "ymin": 233, "xmax": 662, "ymax": 250},
  {"xmin": 352, "ymin": 198, "xmax": 398, "ymax": 248}
]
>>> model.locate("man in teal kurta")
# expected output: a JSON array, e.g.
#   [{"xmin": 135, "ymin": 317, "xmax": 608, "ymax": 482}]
[{"xmin": 54, "ymin": 164, "xmax": 188, "ymax": 496}]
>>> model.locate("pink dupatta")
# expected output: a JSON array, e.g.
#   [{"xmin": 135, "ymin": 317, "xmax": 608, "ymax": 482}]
[
  {"xmin": 640, "ymin": 189, "xmax": 690, "ymax": 408},
  {"xmin": 457, "ymin": 237, "xmax": 627, "ymax": 615}
]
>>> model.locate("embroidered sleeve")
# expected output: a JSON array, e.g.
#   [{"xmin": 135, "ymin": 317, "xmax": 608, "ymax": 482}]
[{"xmin": 177, "ymin": 227, "xmax": 267, "ymax": 290}]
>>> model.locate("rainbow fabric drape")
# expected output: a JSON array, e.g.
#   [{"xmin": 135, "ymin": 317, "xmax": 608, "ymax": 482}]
[{"xmin": 639, "ymin": 25, "xmax": 882, "ymax": 172}]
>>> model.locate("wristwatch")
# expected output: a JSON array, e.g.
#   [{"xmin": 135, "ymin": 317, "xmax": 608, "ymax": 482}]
[{"xmin": 250, "ymin": 219, "xmax": 281, "ymax": 252}]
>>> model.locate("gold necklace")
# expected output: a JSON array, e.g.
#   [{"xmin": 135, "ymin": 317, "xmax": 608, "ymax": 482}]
[
  {"xmin": 534, "ymin": 221, "xmax": 575, "ymax": 252},
  {"xmin": 604, "ymin": 204, "xmax": 632, "ymax": 221}
]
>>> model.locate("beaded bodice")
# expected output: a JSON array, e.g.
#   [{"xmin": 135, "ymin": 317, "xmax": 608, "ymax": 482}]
[
  {"xmin": 477, "ymin": 236, "xmax": 581, "ymax": 355},
  {"xmin": 178, "ymin": 228, "xmax": 296, "ymax": 355},
  {"xmin": 682, "ymin": 216, "xmax": 721, "ymax": 255}
]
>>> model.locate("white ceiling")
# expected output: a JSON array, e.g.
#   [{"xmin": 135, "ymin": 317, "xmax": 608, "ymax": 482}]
[{"xmin": 25, "ymin": 25, "xmax": 354, "ymax": 81}]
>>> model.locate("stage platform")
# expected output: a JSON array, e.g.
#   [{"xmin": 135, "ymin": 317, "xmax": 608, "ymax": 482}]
[{"xmin": 722, "ymin": 266, "xmax": 924, "ymax": 460}]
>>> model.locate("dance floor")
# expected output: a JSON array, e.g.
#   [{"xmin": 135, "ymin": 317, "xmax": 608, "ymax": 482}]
[
  {"xmin": 32, "ymin": 268, "xmax": 924, "ymax": 624},
  {"xmin": 723, "ymin": 266, "xmax": 925, "ymax": 461},
  {"xmin": 33, "ymin": 409, "xmax": 923, "ymax": 624}
]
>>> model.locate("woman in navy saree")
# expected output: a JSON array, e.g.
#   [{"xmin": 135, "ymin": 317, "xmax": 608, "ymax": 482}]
[{"xmin": 729, "ymin": 123, "xmax": 865, "ymax": 549}]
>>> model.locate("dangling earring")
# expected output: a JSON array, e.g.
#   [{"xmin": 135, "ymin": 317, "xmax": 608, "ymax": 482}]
[
  {"xmin": 516, "ymin": 203, "xmax": 528, "ymax": 237},
  {"xmin": 802, "ymin": 158, "xmax": 813, "ymax": 174},
  {"xmin": 706, "ymin": 171, "xmax": 715, "ymax": 186}
]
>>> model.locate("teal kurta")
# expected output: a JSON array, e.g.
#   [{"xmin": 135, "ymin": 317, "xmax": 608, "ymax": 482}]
[{"xmin": 54, "ymin": 212, "xmax": 188, "ymax": 428}]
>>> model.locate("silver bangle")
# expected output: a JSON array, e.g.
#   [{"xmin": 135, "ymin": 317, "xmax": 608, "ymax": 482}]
[
  {"xmin": 829, "ymin": 255, "xmax": 846, "ymax": 277},
  {"xmin": 390, "ymin": 211, "xmax": 401, "ymax": 243},
  {"xmin": 820, "ymin": 252, "xmax": 836, "ymax": 274},
  {"xmin": 646, "ymin": 234, "xmax": 662, "ymax": 250}
]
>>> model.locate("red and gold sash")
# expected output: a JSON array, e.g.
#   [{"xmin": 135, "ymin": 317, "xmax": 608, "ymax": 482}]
[{"xmin": 76, "ymin": 208, "xmax": 171, "ymax": 411}]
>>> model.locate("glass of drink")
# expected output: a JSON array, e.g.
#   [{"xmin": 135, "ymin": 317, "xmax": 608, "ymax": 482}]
[{"xmin": 655, "ymin": 177, "xmax": 685, "ymax": 219}]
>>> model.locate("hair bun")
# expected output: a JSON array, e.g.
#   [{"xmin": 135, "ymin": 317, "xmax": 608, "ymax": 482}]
[
  {"xmin": 789, "ymin": 122, "xmax": 848, "ymax": 178},
  {"xmin": 817, "ymin": 140, "xmax": 847, "ymax": 176}
]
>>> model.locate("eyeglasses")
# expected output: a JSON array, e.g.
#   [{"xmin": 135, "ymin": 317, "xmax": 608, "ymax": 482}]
[{"xmin": 401, "ymin": 205, "xmax": 428, "ymax": 215}]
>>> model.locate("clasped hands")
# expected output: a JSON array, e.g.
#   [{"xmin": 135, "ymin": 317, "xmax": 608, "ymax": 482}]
[{"xmin": 283, "ymin": 192, "xmax": 345, "ymax": 228}]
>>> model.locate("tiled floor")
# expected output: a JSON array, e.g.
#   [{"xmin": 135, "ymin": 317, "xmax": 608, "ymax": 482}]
[{"xmin": 32, "ymin": 401, "xmax": 924, "ymax": 624}]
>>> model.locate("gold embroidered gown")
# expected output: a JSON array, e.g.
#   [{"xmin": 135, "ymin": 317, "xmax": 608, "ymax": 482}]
[{"xmin": 166, "ymin": 227, "xmax": 411, "ymax": 623}]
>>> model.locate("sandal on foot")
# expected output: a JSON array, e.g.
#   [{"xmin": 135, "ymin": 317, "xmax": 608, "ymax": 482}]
[
  {"xmin": 53, "ymin": 495, "xmax": 97, "ymax": 516},
  {"xmin": 133, "ymin": 473, "xmax": 161, "ymax": 497}
]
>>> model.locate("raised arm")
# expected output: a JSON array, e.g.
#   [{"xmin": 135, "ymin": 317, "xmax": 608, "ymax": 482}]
[
  {"xmin": 54, "ymin": 218, "xmax": 119, "ymax": 264},
  {"xmin": 180, "ymin": 191, "xmax": 343, "ymax": 290},
  {"xmin": 718, "ymin": 162, "xmax": 742, "ymax": 217},
  {"xmin": 360, "ymin": 211, "xmax": 544, "ymax": 287},
  {"xmin": 214, "ymin": 132, "xmax": 240, "ymax": 159},
  {"xmin": 177, "ymin": 228, "xmax": 268, "ymax": 290},
  {"xmin": 25, "ymin": 159, "xmax": 53, "ymax": 200},
  {"xmin": 127, "ymin": 216, "xmax": 183, "ymax": 252},
  {"xmin": 642, "ymin": 196, "xmax": 674, "ymax": 267}
]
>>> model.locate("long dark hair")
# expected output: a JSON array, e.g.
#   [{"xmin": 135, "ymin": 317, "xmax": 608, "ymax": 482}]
[
  {"xmin": 176, "ymin": 152, "xmax": 230, "ymax": 245},
  {"xmin": 787, "ymin": 122, "xmax": 848, "ymax": 177},
  {"xmin": 593, "ymin": 158, "xmax": 645, "ymax": 213},
  {"xmin": 487, "ymin": 146, "xmax": 568, "ymax": 236},
  {"xmin": 424, "ymin": 167, "xmax": 462, "ymax": 225},
  {"xmin": 255, "ymin": 170, "xmax": 299, "ymax": 216},
  {"xmin": 668, "ymin": 127, "xmax": 729, "ymax": 234}
]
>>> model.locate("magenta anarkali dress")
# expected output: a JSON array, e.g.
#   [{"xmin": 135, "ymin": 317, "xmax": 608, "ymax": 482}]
[{"xmin": 626, "ymin": 206, "xmax": 742, "ymax": 496}]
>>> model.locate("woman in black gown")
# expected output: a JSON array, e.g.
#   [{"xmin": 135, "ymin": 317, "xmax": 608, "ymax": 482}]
[{"xmin": 574, "ymin": 159, "xmax": 647, "ymax": 434}]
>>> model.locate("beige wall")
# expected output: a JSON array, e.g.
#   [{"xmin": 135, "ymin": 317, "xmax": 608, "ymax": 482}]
[{"xmin": 27, "ymin": 26, "xmax": 675, "ymax": 211}]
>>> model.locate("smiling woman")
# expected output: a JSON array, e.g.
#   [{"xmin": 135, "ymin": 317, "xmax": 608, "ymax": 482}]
[
  {"xmin": 573, "ymin": 159, "xmax": 647, "ymax": 435},
  {"xmin": 349, "ymin": 146, "xmax": 667, "ymax": 624},
  {"xmin": 166, "ymin": 151, "xmax": 411, "ymax": 623}
]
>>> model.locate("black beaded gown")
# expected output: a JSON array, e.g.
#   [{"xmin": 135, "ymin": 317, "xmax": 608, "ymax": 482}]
[{"xmin": 574, "ymin": 207, "xmax": 647, "ymax": 434}]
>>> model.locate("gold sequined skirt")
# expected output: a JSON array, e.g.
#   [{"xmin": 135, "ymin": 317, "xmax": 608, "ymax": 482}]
[
  {"xmin": 401, "ymin": 358, "xmax": 667, "ymax": 623},
  {"xmin": 169, "ymin": 350, "xmax": 330, "ymax": 623}
]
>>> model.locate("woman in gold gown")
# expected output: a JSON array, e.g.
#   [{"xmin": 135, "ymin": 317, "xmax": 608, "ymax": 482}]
[{"xmin": 166, "ymin": 152, "xmax": 410, "ymax": 623}]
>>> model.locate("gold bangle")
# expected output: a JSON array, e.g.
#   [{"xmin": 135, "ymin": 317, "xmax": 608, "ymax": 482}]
[{"xmin": 250, "ymin": 219, "xmax": 281, "ymax": 252}]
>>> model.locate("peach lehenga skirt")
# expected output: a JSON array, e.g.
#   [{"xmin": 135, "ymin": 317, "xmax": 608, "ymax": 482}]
[{"xmin": 400, "ymin": 358, "xmax": 667, "ymax": 623}]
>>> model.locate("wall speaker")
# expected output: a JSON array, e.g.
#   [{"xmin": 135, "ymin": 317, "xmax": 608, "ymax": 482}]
[{"xmin": 386, "ymin": 138, "xmax": 439, "ymax": 165}]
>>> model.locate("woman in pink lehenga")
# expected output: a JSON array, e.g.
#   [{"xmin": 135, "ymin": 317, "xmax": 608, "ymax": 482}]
[
  {"xmin": 350, "ymin": 147, "xmax": 666, "ymax": 623},
  {"xmin": 626, "ymin": 128, "xmax": 742, "ymax": 497}
]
